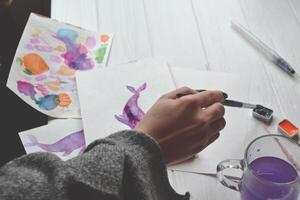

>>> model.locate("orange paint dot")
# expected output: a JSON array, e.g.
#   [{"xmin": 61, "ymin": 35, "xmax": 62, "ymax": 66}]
[
  {"xmin": 100, "ymin": 34, "xmax": 110, "ymax": 43},
  {"xmin": 278, "ymin": 119, "xmax": 299, "ymax": 137},
  {"xmin": 55, "ymin": 45, "xmax": 66, "ymax": 52},
  {"xmin": 58, "ymin": 93, "xmax": 72, "ymax": 107},
  {"xmin": 23, "ymin": 53, "xmax": 49, "ymax": 75},
  {"xmin": 46, "ymin": 80, "xmax": 61, "ymax": 91},
  {"xmin": 31, "ymin": 30, "xmax": 40, "ymax": 36},
  {"xmin": 57, "ymin": 65, "xmax": 76, "ymax": 76}
]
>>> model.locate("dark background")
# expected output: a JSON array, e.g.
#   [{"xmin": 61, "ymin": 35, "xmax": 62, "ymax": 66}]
[{"xmin": 0, "ymin": 0, "xmax": 50, "ymax": 166}]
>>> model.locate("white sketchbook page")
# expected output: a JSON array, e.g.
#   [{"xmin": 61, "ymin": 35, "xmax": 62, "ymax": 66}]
[
  {"xmin": 7, "ymin": 13, "xmax": 113, "ymax": 118},
  {"xmin": 168, "ymin": 68, "xmax": 251, "ymax": 174},
  {"xmin": 19, "ymin": 119, "xmax": 85, "ymax": 161},
  {"xmin": 77, "ymin": 58, "xmax": 175, "ymax": 145}
]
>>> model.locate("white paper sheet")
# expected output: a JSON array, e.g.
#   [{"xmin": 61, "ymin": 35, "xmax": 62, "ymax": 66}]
[
  {"xmin": 76, "ymin": 58, "xmax": 175, "ymax": 144},
  {"xmin": 7, "ymin": 13, "xmax": 113, "ymax": 118},
  {"xmin": 19, "ymin": 119, "xmax": 85, "ymax": 160},
  {"xmin": 168, "ymin": 67, "xmax": 252, "ymax": 174}
]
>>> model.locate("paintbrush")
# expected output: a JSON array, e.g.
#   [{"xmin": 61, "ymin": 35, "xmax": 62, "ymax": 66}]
[
  {"xmin": 176, "ymin": 90, "xmax": 274, "ymax": 122},
  {"xmin": 223, "ymin": 100, "xmax": 273, "ymax": 122},
  {"xmin": 222, "ymin": 99, "xmax": 257, "ymax": 109},
  {"xmin": 176, "ymin": 90, "xmax": 257, "ymax": 109}
]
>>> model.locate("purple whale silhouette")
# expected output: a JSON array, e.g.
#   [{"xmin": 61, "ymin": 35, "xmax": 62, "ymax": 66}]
[
  {"xmin": 24, "ymin": 130, "xmax": 86, "ymax": 156},
  {"xmin": 115, "ymin": 83, "xmax": 147, "ymax": 128}
]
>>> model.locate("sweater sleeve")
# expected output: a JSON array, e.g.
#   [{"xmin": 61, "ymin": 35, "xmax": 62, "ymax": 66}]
[{"xmin": 0, "ymin": 130, "xmax": 190, "ymax": 200}]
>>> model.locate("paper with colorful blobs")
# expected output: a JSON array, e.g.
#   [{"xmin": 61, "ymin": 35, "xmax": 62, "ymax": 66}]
[{"xmin": 7, "ymin": 13, "xmax": 113, "ymax": 118}]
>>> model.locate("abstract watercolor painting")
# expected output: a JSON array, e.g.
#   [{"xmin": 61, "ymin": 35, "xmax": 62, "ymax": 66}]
[
  {"xmin": 115, "ymin": 83, "xmax": 147, "ymax": 128},
  {"xmin": 7, "ymin": 13, "xmax": 113, "ymax": 118},
  {"xmin": 19, "ymin": 119, "xmax": 85, "ymax": 160},
  {"xmin": 76, "ymin": 58, "xmax": 175, "ymax": 145}
]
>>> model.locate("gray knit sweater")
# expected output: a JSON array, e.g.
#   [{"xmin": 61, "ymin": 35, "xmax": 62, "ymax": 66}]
[{"xmin": 0, "ymin": 130, "xmax": 190, "ymax": 200}]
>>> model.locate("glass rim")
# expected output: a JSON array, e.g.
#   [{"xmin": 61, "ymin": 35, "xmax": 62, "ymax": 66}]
[{"xmin": 244, "ymin": 134, "xmax": 300, "ymax": 185}]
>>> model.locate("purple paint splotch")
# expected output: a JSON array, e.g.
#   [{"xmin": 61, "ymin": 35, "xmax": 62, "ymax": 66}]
[
  {"xmin": 24, "ymin": 129, "xmax": 86, "ymax": 156},
  {"xmin": 55, "ymin": 29, "xmax": 94, "ymax": 70},
  {"xmin": 26, "ymin": 34, "xmax": 53, "ymax": 52},
  {"xmin": 35, "ymin": 74, "xmax": 47, "ymax": 81},
  {"xmin": 115, "ymin": 83, "xmax": 147, "ymax": 128},
  {"xmin": 35, "ymin": 84, "xmax": 49, "ymax": 96},
  {"xmin": 17, "ymin": 81, "xmax": 37, "ymax": 101},
  {"xmin": 35, "ymin": 45, "xmax": 53, "ymax": 52},
  {"xmin": 85, "ymin": 36, "xmax": 96, "ymax": 49},
  {"xmin": 30, "ymin": 37, "xmax": 40, "ymax": 44},
  {"xmin": 49, "ymin": 55, "xmax": 62, "ymax": 63},
  {"xmin": 25, "ymin": 44, "xmax": 34, "ymax": 50}
]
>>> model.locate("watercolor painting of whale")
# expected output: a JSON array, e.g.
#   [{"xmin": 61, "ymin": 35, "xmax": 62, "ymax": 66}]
[
  {"xmin": 24, "ymin": 129, "xmax": 86, "ymax": 156},
  {"xmin": 115, "ymin": 83, "xmax": 147, "ymax": 128}
]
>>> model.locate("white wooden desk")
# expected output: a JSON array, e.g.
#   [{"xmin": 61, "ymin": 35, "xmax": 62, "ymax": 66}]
[{"xmin": 52, "ymin": 0, "xmax": 300, "ymax": 199}]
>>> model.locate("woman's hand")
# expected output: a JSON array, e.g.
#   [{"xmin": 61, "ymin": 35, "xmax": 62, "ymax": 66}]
[{"xmin": 135, "ymin": 87, "xmax": 226, "ymax": 165}]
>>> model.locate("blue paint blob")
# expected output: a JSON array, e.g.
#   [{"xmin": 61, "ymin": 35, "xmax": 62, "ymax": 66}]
[
  {"xmin": 57, "ymin": 29, "xmax": 78, "ymax": 43},
  {"xmin": 36, "ymin": 94, "xmax": 60, "ymax": 110}
]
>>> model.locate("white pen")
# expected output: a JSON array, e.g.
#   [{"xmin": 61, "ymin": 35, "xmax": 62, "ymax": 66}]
[{"xmin": 231, "ymin": 20, "xmax": 296, "ymax": 76}]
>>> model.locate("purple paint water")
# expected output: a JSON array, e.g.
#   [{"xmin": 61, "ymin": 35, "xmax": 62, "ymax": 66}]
[{"xmin": 241, "ymin": 157, "xmax": 299, "ymax": 200}]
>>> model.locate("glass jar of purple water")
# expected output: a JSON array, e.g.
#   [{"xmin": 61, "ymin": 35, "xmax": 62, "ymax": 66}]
[{"xmin": 217, "ymin": 135, "xmax": 300, "ymax": 200}]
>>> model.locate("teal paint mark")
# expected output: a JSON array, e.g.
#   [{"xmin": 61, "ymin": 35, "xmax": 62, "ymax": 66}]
[{"xmin": 56, "ymin": 29, "xmax": 78, "ymax": 51}]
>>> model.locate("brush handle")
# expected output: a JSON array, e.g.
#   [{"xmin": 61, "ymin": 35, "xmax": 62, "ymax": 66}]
[
  {"xmin": 223, "ymin": 100, "xmax": 256, "ymax": 109},
  {"xmin": 223, "ymin": 100, "xmax": 243, "ymax": 107},
  {"xmin": 176, "ymin": 90, "xmax": 256, "ymax": 109},
  {"xmin": 176, "ymin": 90, "xmax": 228, "ymax": 99}
]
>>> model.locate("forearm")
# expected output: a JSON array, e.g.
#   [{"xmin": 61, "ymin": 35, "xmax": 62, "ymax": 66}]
[{"xmin": 0, "ymin": 130, "xmax": 189, "ymax": 200}]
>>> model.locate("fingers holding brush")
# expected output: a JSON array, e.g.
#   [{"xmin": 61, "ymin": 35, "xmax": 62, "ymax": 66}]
[
  {"xmin": 200, "ymin": 103, "xmax": 225, "ymax": 124},
  {"xmin": 135, "ymin": 88, "xmax": 227, "ymax": 165},
  {"xmin": 162, "ymin": 86, "xmax": 197, "ymax": 99},
  {"xmin": 179, "ymin": 90, "xmax": 226, "ymax": 108}
]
